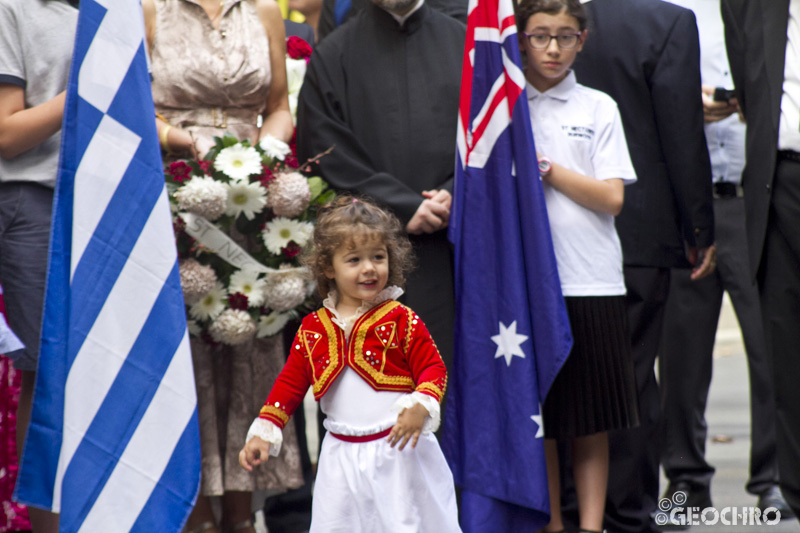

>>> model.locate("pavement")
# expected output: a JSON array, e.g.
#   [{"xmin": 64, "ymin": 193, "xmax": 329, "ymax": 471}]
[{"xmin": 660, "ymin": 295, "xmax": 798, "ymax": 532}]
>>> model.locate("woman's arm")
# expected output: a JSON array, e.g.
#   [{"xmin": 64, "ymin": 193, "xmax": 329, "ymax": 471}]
[
  {"xmin": 255, "ymin": 0, "xmax": 293, "ymax": 143},
  {"xmin": 0, "ymin": 84, "xmax": 66, "ymax": 160},
  {"xmin": 541, "ymin": 160, "xmax": 624, "ymax": 216},
  {"xmin": 142, "ymin": 0, "xmax": 201, "ymax": 156},
  {"xmin": 142, "ymin": 0, "xmax": 156, "ymax": 52}
]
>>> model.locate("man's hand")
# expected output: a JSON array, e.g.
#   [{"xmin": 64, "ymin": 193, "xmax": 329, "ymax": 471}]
[
  {"xmin": 422, "ymin": 189, "xmax": 452, "ymax": 211},
  {"xmin": 238, "ymin": 436, "xmax": 271, "ymax": 471},
  {"xmin": 688, "ymin": 244, "xmax": 717, "ymax": 281},
  {"xmin": 701, "ymin": 85, "xmax": 738, "ymax": 124},
  {"xmin": 406, "ymin": 190, "xmax": 451, "ymax": 234}
]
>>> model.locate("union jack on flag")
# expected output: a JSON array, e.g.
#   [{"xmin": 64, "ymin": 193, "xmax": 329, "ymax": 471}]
[
  {"xmin": 16, "ymin": 1, "xmax": 201, "ymax": 531},
  {"xmin": 442, "ymin": 0, "xmax": 572, "ymax": 529}
]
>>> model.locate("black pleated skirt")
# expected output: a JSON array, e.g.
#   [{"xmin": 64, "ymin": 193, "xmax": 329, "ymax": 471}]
[{"xmin": 543, "ymin": 295, "xmax": 640, "ymax": 439}]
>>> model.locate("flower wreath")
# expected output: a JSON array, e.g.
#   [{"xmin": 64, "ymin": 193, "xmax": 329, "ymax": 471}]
[{"xmin": 167, "ymin": 133, "xmax": 333, "ymax": 346}]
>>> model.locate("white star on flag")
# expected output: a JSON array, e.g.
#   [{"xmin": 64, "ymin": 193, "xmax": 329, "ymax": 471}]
[
  {"xmin": 531, "ymin": 411, "xmax": 544, "ymax": 438},
  {"xmin": 491, "ymin": 320, "xmax": 528, "ymax": 366}
]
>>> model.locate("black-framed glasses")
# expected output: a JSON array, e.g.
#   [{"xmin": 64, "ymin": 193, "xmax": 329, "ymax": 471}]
[{"xmin": 523, "ymin": 32, "xmax": 582, "ymax": 49}]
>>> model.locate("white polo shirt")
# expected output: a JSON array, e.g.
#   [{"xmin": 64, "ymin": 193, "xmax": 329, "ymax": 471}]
[{"xmin": 526, "ymin": 70, "xmax": 637, "ymax": 297}]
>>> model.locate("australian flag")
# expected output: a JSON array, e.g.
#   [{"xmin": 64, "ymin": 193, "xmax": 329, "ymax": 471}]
[
  {"xmin": 441, "ymin": 0, "xmax": 573, "ymax": 529},
  {"xmin": 16, "ymin": 1, "xmax": 200, "ymax": 531}
]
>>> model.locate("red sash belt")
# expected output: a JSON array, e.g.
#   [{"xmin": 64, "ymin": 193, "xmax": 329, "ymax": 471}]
[{"xmin": 329, "ymin": 427, "xmax": 392, "ymax": 443}]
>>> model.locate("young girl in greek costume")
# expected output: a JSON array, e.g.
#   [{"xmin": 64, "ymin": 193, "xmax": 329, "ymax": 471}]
[{"xmin": 239, "ymin": 196, "xmax": 460, "ymax": 533}]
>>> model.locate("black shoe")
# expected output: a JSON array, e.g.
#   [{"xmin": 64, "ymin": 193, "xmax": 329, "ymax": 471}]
[
  {"xmin": 653, "ymin": 482, "xmax": 712, "ymax": 530},
  {"xmin": 758, "ymin": 485, "xmax": 795, "ymax": 520}
]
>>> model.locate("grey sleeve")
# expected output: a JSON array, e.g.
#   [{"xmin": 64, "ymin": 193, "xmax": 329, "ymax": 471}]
[{"xmin": 0, "ymin": 2, "xmax": 26, "ymax": 88}]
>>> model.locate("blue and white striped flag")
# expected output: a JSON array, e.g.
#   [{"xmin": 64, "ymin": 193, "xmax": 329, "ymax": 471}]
[{"xmin": 15, "ymin": 1, "xmax": 201, "ymax": 531}]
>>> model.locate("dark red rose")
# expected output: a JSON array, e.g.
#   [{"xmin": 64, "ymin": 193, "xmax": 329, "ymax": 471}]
[
  {"xmin": 282, "ymin": 241, "xmax": 301, "ymax": 258},
  {"xmin": 169, "ymin": 161, "xmax": 192, "ymax": 183},
  {"xmin": 286, "ymin": 36, "xmax": 313, "ymax": 61},
  {"xmin": 228, "ymin": 292, "xmax": 249, "ymax": 311}
]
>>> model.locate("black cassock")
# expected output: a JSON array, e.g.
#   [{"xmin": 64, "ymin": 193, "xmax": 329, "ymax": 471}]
[{"xmin": 296, "ymin": 2, "xmax": 465, "ymax": 369}]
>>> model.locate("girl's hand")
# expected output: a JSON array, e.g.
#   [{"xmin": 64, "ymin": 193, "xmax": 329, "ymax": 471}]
[
  {"xmin": 238, "ymin": 436, "xmax": 271, "ymax": 471},
  {"xmin": 387, "ymin": 403, "xmax": 429, "ymax": 451}
]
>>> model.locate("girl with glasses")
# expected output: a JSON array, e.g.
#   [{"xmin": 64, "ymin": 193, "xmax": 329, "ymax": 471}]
[{"xmin": 517, "ymin": 1, "xmax": 641, "ymax": 532}]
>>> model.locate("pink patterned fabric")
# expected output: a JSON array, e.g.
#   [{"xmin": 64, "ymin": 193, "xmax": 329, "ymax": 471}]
[{"xmin": 0, "ymin": 292, "xmax": 31, "ymax": 532}]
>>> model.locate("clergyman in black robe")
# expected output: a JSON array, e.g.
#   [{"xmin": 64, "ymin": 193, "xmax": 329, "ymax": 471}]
[{"xmin": 296, "ymin": 0, "xmax": 465, "ymax": 371}]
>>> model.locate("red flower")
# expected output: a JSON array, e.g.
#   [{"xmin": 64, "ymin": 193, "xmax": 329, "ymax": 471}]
[
  {"xmin": 197, "ymin": 160, "xmax": 213, "ymax": 175},
  {"xmin": 173, "ymin": 216, "xmax": 187, "ymax": 235},
  {"xmin": 228, "ymin": 292, "xmax": 249, "ymax": 311},
  {"xmin": 282, "ymin": 241, "xmax": 301, "ymax": 258},
  {"xmin": 258, "ymin": 163, "xmax": 275, "ymax": 187},
  {"xmin": 169, "ymin": 161, "xmax": 193, "ymax": 183},
  {"xmin": 284, "ymin": 154, "xmax": 299, "ymax": 169},
  {"xmin": 286, "ymin": 36, "xmax": 313, "ymax": 61}
]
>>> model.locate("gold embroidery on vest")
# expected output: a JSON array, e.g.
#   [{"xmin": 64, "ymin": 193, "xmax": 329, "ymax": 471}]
[
  {"xmin": 301, "ymin": 328, "xmax": 322, "ymax": 383},
  {"xmin": 315, "ymin": 310, "xmax": 341, "ymax": 395},
  {"xmin": 404, "ymin": 307, "xmax": 415, "ymax": 354},
  {"xmin": 352, "ymin": 302, "xmax": 414, "ymax": 388},
  {"xmin": 374, "ymin": 321, "xmax": 398, "ymax": 374}
]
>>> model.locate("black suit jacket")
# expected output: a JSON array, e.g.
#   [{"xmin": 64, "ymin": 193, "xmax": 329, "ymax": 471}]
[
  {"xmin": 573, "ymin": 0, "xmax": 714, "ymax": 268},
  {"xmin": 722, "ymin": 0, "xmax": 789, "ymax": 278}
]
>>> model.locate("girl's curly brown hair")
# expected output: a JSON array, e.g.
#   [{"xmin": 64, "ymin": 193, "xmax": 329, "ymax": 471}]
[{"xmin": 302, "ymin": 195, "xmax": 415, "ymax": 298}]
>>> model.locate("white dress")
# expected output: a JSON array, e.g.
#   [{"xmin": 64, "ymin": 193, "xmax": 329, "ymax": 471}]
[{"xmin": 248, "ymin": 288, "xmax": 461, "ymax": 532}]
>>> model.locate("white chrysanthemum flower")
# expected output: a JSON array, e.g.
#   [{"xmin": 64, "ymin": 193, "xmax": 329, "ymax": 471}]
[
  {"xmin": 179, "ymin": 258, "xmax": 218, "ymax": 305},
  {"xmin": 264, "ymin": 271, "xmax": 307, "ymax": 312},
  {"xmin": 259, "ymin": 134, "xmax": 292, "ymax": 161},
  {"xmin": 228, "ymin": 269, "xmax": 267, "ymax": 308},
  {"xmin": 268, "ymin": 172, "xmax": 311, "ymax": 217},
  {"xmin": 209, "ymin": 309, "xmax": 257, "ymax": 345},
  {"xmin": 189, "ymin": 282, "xmax": 227, "ymax": 321},
  {"xmin": 257, "ymin": 311, "xmax": 292, "ymax": 338},
  {"xmin": 225, "ymin": 180, "xmax": 267, "ymax": 220},
  {"xmin": 186, "ymin": 319, "xmax": 202, "ymax": 337},
  {"xmin": 174, "ymin": 176, "xmax": 228, "ymax": 221},
  {"xmin": 215, "ymin": 144, "xmax": 262, "ymax": 181},
  {"xmin": 262, "ymin": 217, "xmax": 314, "ymax": 254}
]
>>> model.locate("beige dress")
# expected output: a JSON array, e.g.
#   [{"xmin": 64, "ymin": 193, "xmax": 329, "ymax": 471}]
[{"xmin": 150, "ymin": 0, "xmax": 304, "ymax": 496}]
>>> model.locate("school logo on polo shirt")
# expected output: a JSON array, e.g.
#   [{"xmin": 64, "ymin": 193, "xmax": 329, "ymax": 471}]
[{"xmin": 562, "ymin": 125, "xmax": 595, "ymax": 140}]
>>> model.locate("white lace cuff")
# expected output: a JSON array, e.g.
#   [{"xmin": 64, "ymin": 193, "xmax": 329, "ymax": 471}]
[
  {"xmin": 245, "ymin": 418, "xmax": 283, "ymax": 457},
  {"xmin": 390, "ymin": 391, "xmax": 440, "ymax": 434}
]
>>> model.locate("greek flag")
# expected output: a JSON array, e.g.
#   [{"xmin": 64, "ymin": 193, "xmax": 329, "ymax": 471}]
[{"xmin": 15, "ymin": 1, "xmax": 201, "ymax": 531}]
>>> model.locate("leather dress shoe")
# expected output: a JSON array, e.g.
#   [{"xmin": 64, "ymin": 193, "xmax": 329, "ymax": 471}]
[
  {"xmin": 663, "ymin": 481, "xmax": 713, "ymax": 509},
  {"xmin": 758, "ymin": 485, "xmax": 795, "ymax": 520},
  {"xmin": 654, "ymin": 482, "xmax": 713, "ymax": 531}
]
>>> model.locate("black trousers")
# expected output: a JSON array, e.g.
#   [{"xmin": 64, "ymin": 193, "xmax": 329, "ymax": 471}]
[
  {"xmin": 604, "ymin": 266, "xmax": 669, "ymax": 533},
  {"xmin": 759, "ymin": 156, "xmax": 800, "ymax": 517},
  {"xmin": 660, "ymin": 196, "xmax": 777, "ymax": 496}
]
